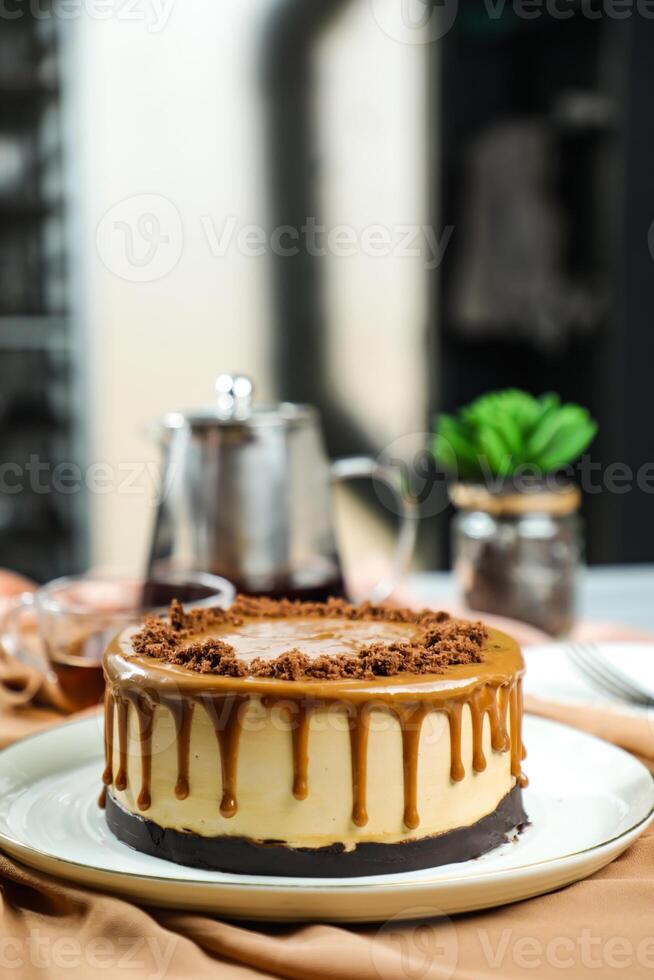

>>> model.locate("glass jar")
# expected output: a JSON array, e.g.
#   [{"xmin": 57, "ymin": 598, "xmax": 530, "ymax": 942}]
[{"xmin": 450, "ymin": 484, "xmax": 582, "ymax": 637}]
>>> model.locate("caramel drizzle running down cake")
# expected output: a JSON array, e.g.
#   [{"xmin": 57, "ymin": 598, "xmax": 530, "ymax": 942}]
[{"xmin": 101, "ymin": 597, "xmax": 527, "ymax": 876}]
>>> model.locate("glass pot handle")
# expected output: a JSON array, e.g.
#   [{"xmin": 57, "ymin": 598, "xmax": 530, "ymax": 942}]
[{"xmin": 331, "ymin": 456, "xmax": 418, "ymax": 603}]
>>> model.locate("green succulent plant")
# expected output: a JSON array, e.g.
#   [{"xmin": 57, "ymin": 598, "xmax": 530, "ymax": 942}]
[{"xmin": 432, "ymin": 389, "xmax": 597, "ymax": 480}]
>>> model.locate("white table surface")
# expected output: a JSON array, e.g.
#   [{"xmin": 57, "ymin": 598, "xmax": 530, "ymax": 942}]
[{"xmin": 407, "ymin": 565, "xmax": 654, "ymax": 632}]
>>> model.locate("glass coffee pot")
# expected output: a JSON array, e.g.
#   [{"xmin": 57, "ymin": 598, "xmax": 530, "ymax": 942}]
[{"xmin": 147, "ymin": 375, "xmax": 417, "ymax": 602}]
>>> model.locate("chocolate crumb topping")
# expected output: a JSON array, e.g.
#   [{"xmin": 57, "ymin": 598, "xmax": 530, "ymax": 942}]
[
  {"xmin": 169, "ymin": 638, "xmax": 247, "ymax": 677},
  {"xmin": 130, "ymin": 596, "xmax": 488, "ymax": 680}
]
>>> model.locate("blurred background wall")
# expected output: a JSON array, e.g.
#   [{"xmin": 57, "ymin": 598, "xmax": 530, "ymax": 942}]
[
  {"xmin": 1, "ymin": 2, "xmax": 653, "ymax": 584},
  {"xmin": 74, "ymin": 5, "xmax": 275, "ymax": 571}
]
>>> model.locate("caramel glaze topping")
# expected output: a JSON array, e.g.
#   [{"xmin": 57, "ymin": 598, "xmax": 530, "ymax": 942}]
[
  {"xmin": 128, "ymin": 596, "xmax": 489, "ymax": 679},
  {"xmin": 102, "ymin": 601, "xmax": 527, "ymax": 831}
]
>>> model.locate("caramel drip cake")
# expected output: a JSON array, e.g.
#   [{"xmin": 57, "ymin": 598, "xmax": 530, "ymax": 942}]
[{"xmin": 101, "ymin": 597, "xmax": 527, "ymax": 876}]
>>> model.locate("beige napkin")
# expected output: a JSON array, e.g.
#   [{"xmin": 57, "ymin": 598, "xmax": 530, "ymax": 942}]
[{"xmin": 0, "ymin": 616, "xmax": 76, "ymax": 714}]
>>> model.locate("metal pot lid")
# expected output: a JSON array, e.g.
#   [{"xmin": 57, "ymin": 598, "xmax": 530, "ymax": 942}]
[{"xmin": 160, "ymin": 375, "xmax": 317, "ymax": 430}]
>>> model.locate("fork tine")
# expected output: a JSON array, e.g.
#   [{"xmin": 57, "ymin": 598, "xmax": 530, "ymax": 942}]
[
  {"xmin": 570, "ymin": 644, "xmax": 653, "ymax": 706},
  {"xmin": 576, "ymin": 643, "xmax": 653, "ymax": 705},
  {"xmin": 573, "ymin": 645, "xmax": 640, "ymax": 700},
  {"xmin": 568, "ymin": 645, "xmax": 638, "ymax": 703},
  {"xmin": 567, "ymin": 646, "xmax": 610, "ymax": 696}
]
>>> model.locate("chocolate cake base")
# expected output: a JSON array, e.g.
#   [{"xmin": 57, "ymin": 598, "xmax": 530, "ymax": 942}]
[{"xmin": 105, "ymin": 787, "xmax": 526, "ymax": 877}]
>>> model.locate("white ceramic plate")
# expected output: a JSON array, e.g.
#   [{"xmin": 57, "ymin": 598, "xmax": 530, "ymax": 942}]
[{"xmin": 0, "ymin": 714, "xmax": 651, "ymax": 922}]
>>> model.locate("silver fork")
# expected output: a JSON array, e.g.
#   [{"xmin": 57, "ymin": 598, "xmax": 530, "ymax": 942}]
[{"xmin": 566, "ymin": 643, "xmax": 654, "ymax": 707}]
